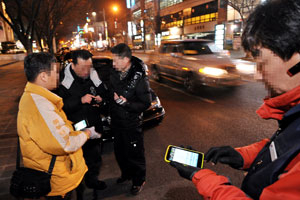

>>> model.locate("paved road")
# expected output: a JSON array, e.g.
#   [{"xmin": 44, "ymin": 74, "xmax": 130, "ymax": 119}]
[{"xmin": 0, "ymin": 55, "xmax": 277, "ymax": 200}]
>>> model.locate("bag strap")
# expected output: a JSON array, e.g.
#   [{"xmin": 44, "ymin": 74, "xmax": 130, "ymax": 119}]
[
  {"xmin": 16, "ymin": 137, "xmax": 57, "ymax": 174},
  {"xmin": 16, "ymin": 138, "xmax": 21, "ymax": 170},
  {"xmin": 47, "ymin": 155, "xmax": 57, "ymax": 174}
]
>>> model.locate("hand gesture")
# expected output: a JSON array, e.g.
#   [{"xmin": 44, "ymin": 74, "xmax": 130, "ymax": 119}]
[
  {"xmin": 85, "ymin": 126, "xmax": 101, "ymax": 139},
  {"xmin": 81, "ymin": 94, "xmax": 95, "ymax": 104},
  {"xmin": 205, "ymin": 146, "xmax": 243, "ymax": 169},
  {"xmin": 114, "ymin": 92, "xmax": 127, "ymax": 105}
]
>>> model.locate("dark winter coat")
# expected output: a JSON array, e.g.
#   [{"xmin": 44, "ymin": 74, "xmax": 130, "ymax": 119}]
[
  {"xmin": 108, "ymin": 56, "xmax": 151, "ymax": 129},
  {"xmin": 57, "ymin": 64, "xmax": 107, "ymax": 131}
]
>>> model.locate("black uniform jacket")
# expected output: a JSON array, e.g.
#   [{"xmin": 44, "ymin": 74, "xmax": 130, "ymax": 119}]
[
  {"xmin": 57, "ymin": 64, "xmax": 107, "ymax": 131},
  {"xmin": 108, "ymin": 56, "xmax": 151, "ymax": 129}
]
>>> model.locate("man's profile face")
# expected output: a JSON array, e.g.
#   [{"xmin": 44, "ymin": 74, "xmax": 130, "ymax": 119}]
[
  {"xmin": 72, "ymin": 57, "xmax": 92, "ymax": 79},
  {"xmin": 47, "ymin": 63, "xmax": 59, "ymax": 90},
  {"xmin": 112, "ymin": 54, "xmax": 130, "ymax": 72},
  {"xmin": 256, "ymin": 48, "xmax": 300, "ymax": 97}
]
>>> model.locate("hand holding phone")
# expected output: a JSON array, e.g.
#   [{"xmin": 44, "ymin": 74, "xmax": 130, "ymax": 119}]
[
  {"xmin": 73, "ymin": 119, "xmax": 88, "ymax": 131},
  {"xmin": 165, "ymin": 145, "xmax": 203, "ymax": 180},
  {"xmin": 165, "ymin": 145, "xmax": 204, "ymax": 168}
]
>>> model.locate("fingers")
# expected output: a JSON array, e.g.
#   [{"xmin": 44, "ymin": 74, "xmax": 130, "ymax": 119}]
[
  {"xmin": 205, "ymin": 147, "xmax": 228, "ymax": 165},
  {"xmin": 114, "ymin": 92, "xmax": 119, "ymax": 100},
  {"xmin": 204, "ymin": 147, "xmax": 219, "ymax": 162}
]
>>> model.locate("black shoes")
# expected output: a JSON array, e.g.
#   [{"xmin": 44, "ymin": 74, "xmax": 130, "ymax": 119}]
[
  {"xmin": 116, "ymin": 176, "xmax": 131, "ymax": 184},
  {"xmin": 130, "ymin": 181, "xmax": 145, "ymax": 195},
  {"xmin": 86, "ymin": 180, "xmax": 107, "ymax": 190}
]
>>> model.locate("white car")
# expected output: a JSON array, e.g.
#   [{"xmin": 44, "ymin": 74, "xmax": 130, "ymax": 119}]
[{"xmin": 149, "ymin": 39, "xmax": 243, "ymax": 92}]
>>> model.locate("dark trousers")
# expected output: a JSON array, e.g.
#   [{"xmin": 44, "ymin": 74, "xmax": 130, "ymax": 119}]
[
  {"xmin": 112, "ymin": 126, "xmax": 146, "ymax": 186},
  {"xmin": 82, "ymin": 138, "xmax": 102, "ymax": 185}
]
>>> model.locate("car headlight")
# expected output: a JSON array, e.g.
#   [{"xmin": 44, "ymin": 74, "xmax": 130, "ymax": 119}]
[
  {"xmin": 150, "ymin": 97, "xmax": 162, "ymax": 109},
  {"xmin": 198, "ymin": 67, "xmax": 228, "ymax": 76},
  {"xmin": 236, "ymin": 63, "xmax": 256, "ymax": 74}
]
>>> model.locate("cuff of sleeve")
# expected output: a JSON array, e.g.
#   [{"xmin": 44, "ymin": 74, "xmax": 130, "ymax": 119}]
[
  {"xmin": 192, "ymin": 169, "xmax": 230, "ymax": 197},
  {"xmin": 83, "ymin": 131, "xmax": 90, "ymax": 139}
]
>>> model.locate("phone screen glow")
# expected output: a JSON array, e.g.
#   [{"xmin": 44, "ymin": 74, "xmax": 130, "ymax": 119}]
[
  {"xmin": 74, "ymin": 120, "xmax": 87, "ymax": 131},
  {"xmin": 170, "ymin": 147, "xmax": 199, "ymax": 167}
]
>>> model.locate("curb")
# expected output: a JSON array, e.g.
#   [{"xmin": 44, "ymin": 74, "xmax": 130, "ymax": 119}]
[{"xmin": 0, "ymin": 61, "xmax": 20, "ymax": 67}]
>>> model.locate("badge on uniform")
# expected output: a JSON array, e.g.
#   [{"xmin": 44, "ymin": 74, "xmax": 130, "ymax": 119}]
[{"xmin": 269, "ymin": 141, "xmax": 278, "ymax": 161}]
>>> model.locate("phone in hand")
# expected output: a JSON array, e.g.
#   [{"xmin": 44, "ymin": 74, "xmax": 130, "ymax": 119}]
[
  {"xmin": 164, "ymin": 145, "xmax": 204, "ymax": 168},
  {"xmin": 73, "ymin": 119, "xmax": 88, "ymax": 131}
]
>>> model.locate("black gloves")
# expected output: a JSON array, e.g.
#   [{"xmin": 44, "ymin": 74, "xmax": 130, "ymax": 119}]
[
  {"xmin": 205, "ymin": 146, "xmax": 244, "ymax": 169},
  {"xmin": 170, "ymin": 161, "xmax": 201, "ymax": 181}
]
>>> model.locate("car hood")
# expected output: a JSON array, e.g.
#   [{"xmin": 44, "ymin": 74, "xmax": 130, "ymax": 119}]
[{"xmin": 181, "ymin": 54, "xmax": 235, "ymax": 68}]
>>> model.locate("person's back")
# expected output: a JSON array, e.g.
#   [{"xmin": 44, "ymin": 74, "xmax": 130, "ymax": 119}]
[
  {"xmin": 17, "ymin": 52, "xmax": 100, "ymax": 198},
  {"xmin": 18, "ymin": 82, "xmax": 88, "ymax": 196}
]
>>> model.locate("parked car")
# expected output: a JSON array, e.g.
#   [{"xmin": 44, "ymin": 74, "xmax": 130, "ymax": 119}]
[
  {"xmin": 149, "ymin": 39, "xmax": 243, "ymax": 92},
  {"xmin": 92, "ymin": 56, "xmax": 165, "ymax": 141},
  {"xmin": 55, "ymin": 47, "xmax": 70, "ymax": 62}
]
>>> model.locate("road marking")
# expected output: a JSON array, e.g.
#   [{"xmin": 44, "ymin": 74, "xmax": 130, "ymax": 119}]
[{"xmin": 150, "ymin": 80, "xmax": 215, "ymax": 104}]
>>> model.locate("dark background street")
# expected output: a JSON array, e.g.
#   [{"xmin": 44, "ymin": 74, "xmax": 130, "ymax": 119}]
[{"xmin": 0, "ymin": 54, "xmax": 277, "ymax": 199}]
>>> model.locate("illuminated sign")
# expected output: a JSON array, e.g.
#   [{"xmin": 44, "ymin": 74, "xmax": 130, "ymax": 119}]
[{"xmin": 215, "ymin": 24, "xmax": 225, "ymax": 50}]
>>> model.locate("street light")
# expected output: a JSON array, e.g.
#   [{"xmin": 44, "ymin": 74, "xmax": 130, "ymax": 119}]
[
  {"xmin": 113, "ymin": 6, "xmax": 118, "ymax": 12},
  {"xmin": 112, "ymin": 5, "xmax": 118, "ymax": 29}
]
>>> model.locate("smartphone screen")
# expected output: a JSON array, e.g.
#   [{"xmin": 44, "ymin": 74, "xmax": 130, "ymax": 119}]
[
  {"xmin": 165, "ymin": 145, "xmax": 204, "ymax": 168},
  {"xmin": 74, "ymin": 120, "xmax": 87, "ymax": 131}
]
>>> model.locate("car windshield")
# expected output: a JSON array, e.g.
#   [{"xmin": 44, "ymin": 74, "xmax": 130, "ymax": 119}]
[{"xmin": 183, "ymin": 42, "xmax": 213, "ymax": 55}]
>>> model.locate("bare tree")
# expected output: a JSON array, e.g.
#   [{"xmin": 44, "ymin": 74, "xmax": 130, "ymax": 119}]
[
  {"xmin": 225, "ymin": 0, "xmax": 259, "ymax": 22},
  {"xmin": 0, "ymin": 0, "xmax": 42, "ymax": 53},
  {"xmin": 35, "ymin": 0, "xmax": 93, "ymax": 54}
]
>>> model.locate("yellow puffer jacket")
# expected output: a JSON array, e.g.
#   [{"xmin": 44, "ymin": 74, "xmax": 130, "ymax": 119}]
[{"xmin": 17, "ymin": 82, "xmax": 88, "ymax": 196}]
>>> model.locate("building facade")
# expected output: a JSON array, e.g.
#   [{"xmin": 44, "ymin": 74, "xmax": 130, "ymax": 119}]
[
  {"xmin": 127, "ymin": 0, "xmax": 263, "ymax": 50},
  {"xmin": 0, "ymin": 2, "xmax": 14, "ymax": 43}
]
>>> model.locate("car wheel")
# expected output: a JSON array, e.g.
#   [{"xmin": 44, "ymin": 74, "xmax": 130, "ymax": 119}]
[
  {"xmin": 151, "ymin": 67, "xmax": 161, "ymax": 82},
  {"xmin": 184, "ymin": 75, "xmax": 196, "ymax": 93}
]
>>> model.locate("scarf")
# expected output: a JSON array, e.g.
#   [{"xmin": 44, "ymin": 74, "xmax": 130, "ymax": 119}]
[{"xmin": 256, "ymin": 85, "xmax": 300, "ymax": 120}]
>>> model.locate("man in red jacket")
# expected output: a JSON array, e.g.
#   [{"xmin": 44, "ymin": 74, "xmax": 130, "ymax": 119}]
[{"xmin": 170, "ymin": 0, "xmax": 300, "ymax": 199}]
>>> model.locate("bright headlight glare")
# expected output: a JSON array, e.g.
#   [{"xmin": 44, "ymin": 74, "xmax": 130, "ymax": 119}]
[
  {"xmin": 199, "ymin": 67, "xmax": 228, "ymax": 76},
  {"xmin": 236, "ymin": 63, "xmax": 256, "ymax": 74}
]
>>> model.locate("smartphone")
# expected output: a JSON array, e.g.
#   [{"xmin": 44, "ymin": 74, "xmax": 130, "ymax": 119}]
[
  {"xmin": 73, "ymin": 119, "xmax": 88, "ymax": 131},
  {"xmin": 164, "ymin": 145, "xmax": 204, "ymax": 168}
]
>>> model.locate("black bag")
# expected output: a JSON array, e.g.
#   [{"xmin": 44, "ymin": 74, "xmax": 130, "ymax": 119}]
[{"xmin": 10, "ymin": 138, "xmax": 56, "ymax": 199}]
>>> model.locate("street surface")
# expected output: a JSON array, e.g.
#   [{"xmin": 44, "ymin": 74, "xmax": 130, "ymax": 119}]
[{"xmin": 0, "ymin": 54, "xmax": 277, "ymax": 200}]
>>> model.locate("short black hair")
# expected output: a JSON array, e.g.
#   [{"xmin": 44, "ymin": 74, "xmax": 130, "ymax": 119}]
[
  {"xmin": 111, "ymin": 43, "xmax": 132, "ymax": 59},
  {"xmin": 71, "ymin": 50, "xmax": 93, "ymax": 65},
  {"xmin": 242, "ymin": 0, "xmax": 300, "ymax": 61},
  {"xmin": 24, "ymin": 52, "xmax": 56, "ymax": 82}
]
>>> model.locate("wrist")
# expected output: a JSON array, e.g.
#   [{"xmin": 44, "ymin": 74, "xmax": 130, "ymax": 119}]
[{"xmin": 84, "ymin": 129, "xmax": 91, "ymax": 138}]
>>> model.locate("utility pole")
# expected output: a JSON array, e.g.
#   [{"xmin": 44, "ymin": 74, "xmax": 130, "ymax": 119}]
[{"xmin": 141, "ymin": 0, "xmax": 146, "ymax": 52}]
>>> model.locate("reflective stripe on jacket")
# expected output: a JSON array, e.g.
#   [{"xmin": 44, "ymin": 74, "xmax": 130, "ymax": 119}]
[{"xmin": 17, "ymin": 82, "xmax": 88, "ymax": 196}]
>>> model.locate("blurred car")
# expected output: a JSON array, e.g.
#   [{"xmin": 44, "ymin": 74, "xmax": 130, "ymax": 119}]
[
  {"xmin": 92, "ymin": 56, "xmax": 165, "ymax": 141},
  {"xmin": 0, "ymin": 41, "xmax": 25, "ymax": 54},
  {"xmin": 149, "ymin": 39, "xmax": 243, "ymax": 92}
]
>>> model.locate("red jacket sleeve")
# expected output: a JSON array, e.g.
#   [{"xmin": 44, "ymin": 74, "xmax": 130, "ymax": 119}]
[
  {"xmin": 260, "ymin": 160, "xmax": 300, "ymax": 199},
  {"xmin": 235, "ymin": 139, "xmax": 269, "ymax": 169},
  {"xmin": 192, "ymin": 169, "xmax": 251, "ymax": 200},
  {"xmin": 193, "ymin": 164, "xmax": 300, "ymax": 200}
]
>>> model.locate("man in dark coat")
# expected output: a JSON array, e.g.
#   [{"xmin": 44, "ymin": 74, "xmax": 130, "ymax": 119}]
[
  {"xmin": 57, "ymin": 50, "xmax": 107, "ymax": 191},
  {"xmin": 109, "ymin": 43, "xmax": 151, "ymax": 195}
]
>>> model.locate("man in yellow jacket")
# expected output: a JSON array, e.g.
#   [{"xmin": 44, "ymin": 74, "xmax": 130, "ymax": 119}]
[{"xmin": 17, "ymin": 52, "xmax": 101, "ymax": 199}]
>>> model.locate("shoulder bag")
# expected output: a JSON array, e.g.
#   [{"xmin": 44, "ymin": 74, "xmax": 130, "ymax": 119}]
[{"xmin": 10, "ymin": 138, "xmax": 57, "ymax": 199}]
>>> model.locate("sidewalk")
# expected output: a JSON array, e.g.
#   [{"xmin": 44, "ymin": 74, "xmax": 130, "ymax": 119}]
[{"xmin": 0, "ymin": 56, "xmax": 25, "ymax": 199}]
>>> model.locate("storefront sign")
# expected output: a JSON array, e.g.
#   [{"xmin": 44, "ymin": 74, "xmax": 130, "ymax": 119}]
[{"xmin": 184, "ymin": 21, "xmax": 217, "ymax": 34}]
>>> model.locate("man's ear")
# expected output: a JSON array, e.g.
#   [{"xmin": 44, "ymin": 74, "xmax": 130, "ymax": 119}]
[
  {"xmin": 39, "ymin": 71, "xmax": 48, "ymax": 82},
  {"xmin": 124, "ymin": 57, "xmax": 130, "ymax": 64}
]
